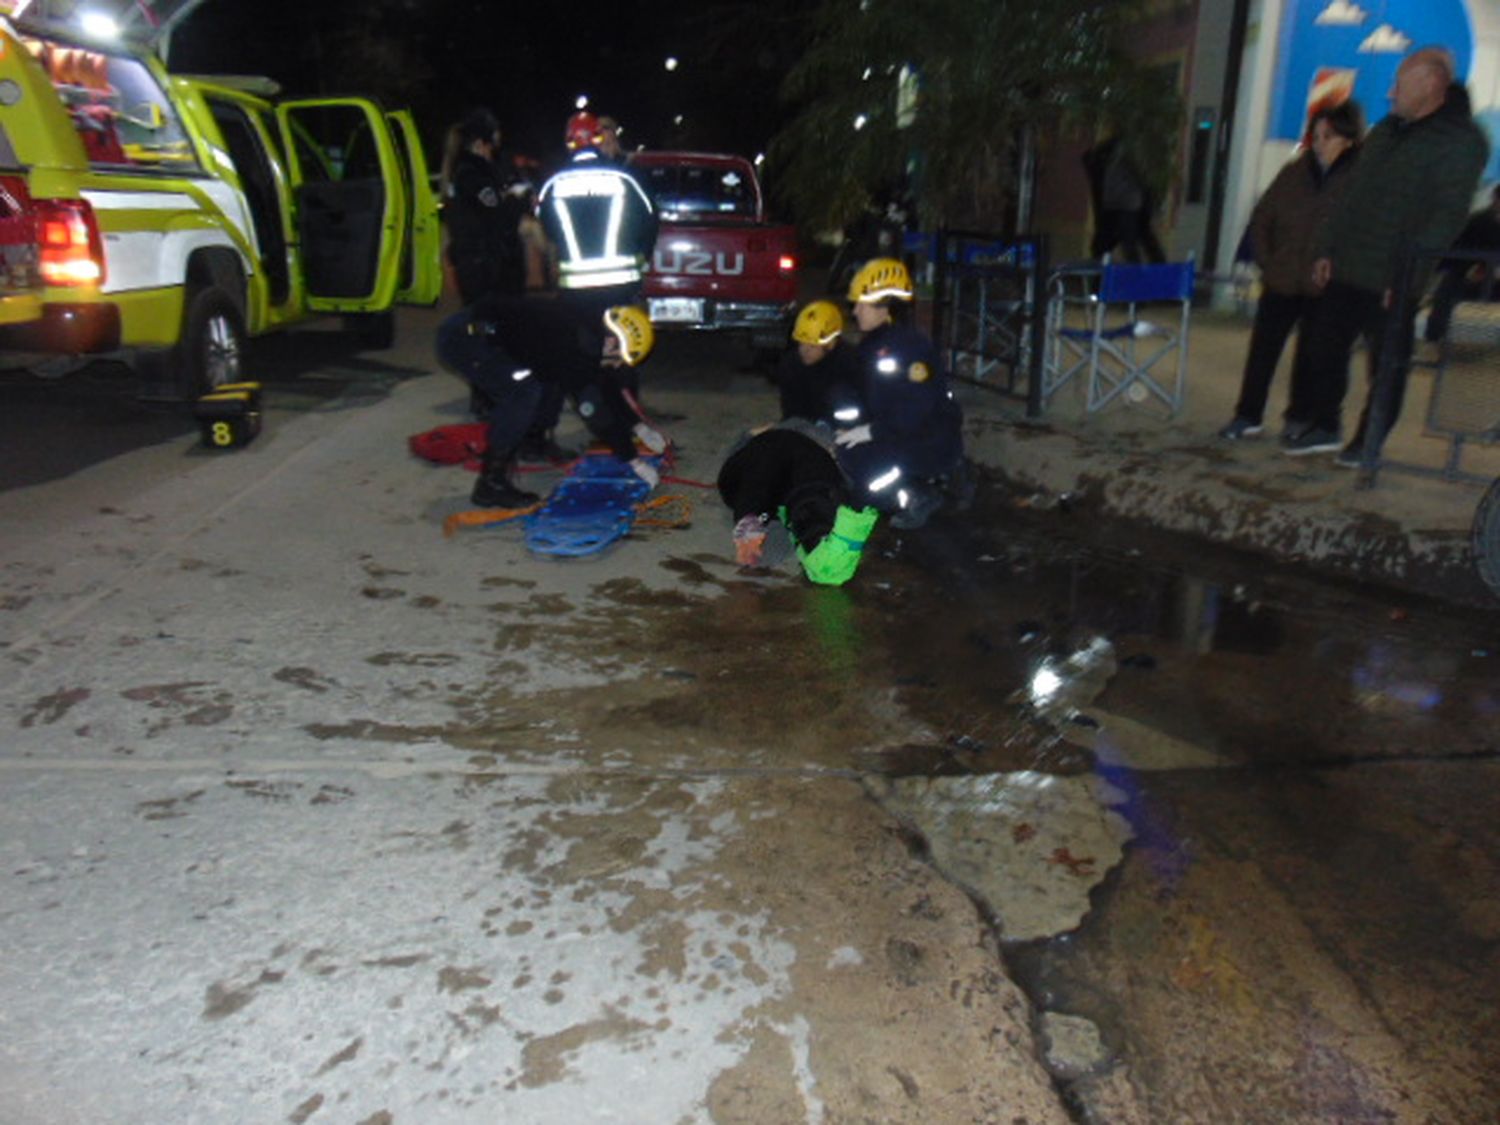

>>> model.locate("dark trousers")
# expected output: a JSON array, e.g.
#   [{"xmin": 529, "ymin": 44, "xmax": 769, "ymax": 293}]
[
  {"xmin": 1234, "ymin": 290, "xmax": 1314, "ymax": 426},
  {"xmin": 436, "ymin": 312, "xmax": 545, "ymax": 462},
  {"xmin": 1302, "ymin": 280, "xmax": 1404, "ymax": 441},
  {"xmin": 561, "ymin": 282, "xmax": 644, "ymax": 394}
]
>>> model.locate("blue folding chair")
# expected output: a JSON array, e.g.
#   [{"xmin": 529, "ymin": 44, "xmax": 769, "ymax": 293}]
[{"xmin": 1046, "ymin": 256, "xmax": 1195, "ymax": 414}]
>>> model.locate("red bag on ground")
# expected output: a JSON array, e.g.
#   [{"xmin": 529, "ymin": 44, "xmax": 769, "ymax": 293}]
[{"xmin": 408, "ymin": 423, "xmax": 487, "ymax": 470}]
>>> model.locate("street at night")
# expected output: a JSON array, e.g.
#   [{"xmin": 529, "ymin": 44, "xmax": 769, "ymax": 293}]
[
  {"xmin": 6, "ymin": 0, "xmax": 1500, "ymax": 1120},
  {"xmin": 2, "ymin": 304, "xmax": 1498, "ymax": 1122}
]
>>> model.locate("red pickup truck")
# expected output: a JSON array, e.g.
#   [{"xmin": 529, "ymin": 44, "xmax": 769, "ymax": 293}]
[{"xmin": 629, "ymin": 151, "xmax": 798, "ymax": 353}]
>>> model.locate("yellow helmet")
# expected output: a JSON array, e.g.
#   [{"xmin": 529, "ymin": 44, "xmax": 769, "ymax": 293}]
[
  {"xmin": 604, "ymin": 305, "xmax": 655, "ymax": 366},
  {"xmin": 792, "ymin": 300, "xmax": 844, "ymax": 346},
  {"xmin": 847, "ymin": 257, "xmax": 914, "ymax": 303}
]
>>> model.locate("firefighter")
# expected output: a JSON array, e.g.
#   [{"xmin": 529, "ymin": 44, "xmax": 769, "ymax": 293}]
[
  {"xmin": 537, "ymin": 111, "xmax": 658, "ymax": 320},
  {"xmin": 772, "ymin": 300, "xmax": 862, "ymax": 428},
  {"xmin": 834, "ymin": 258, "xmax": 964, "ymax": 530},
  {"xmin": 443, "ymin": 108, "xmax": 527, "ymax": 304},
  {"xmin": 435, "ymin": 300, "xmax": 659, "ymax": 508}
]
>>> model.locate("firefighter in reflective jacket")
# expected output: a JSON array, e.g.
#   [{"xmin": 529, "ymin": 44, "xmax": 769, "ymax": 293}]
[
  {"xmin": 834, "ymin": 258, "xmax": 964, "ymax": 530},
  {"xmin": 537, "ymin": 111, "xmax": 658, "ymax": 318},
  {"xmin": 435, "ymin": 300, "xmax": 658, "ymax": 508}
]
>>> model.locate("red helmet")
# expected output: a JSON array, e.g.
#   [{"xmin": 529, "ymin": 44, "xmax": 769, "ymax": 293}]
[{"xmin": 565, "ymin": 111, "xmax": 601, "ymax": 150}]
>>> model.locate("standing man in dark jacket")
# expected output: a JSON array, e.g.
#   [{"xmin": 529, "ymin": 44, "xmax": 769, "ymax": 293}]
[
  {"xmin": 1216, "ymin": 101, "xmax": 1363, "ymax": 440},
  {"xmin": 444, "ymin": 108, "xmax": 527, "ymax": 305},
  {"xmin": 1285, "ymin": 47, "xmax": 1488, "ymax": 460}
]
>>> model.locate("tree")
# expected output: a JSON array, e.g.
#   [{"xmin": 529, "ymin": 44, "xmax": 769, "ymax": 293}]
[{"xmin": 767, "ymin": 0, "xmax": 1182, "ymax": 234}]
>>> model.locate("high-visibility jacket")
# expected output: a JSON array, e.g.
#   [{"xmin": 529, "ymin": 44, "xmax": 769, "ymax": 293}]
[{"xmin": 537, "ymin": 151, "xmax": 658, "ymax": 291}]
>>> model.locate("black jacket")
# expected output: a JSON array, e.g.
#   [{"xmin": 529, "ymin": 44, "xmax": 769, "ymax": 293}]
[
  {"xmin": 468, "ymin": 297, "xmax": 635, "ymax": 459},
  {"xmin": 773, "ymin": 342, "xmax": 860, "ymax": 427},
  {"xmin": 446, "ymin": 151, "xmax": 526, "ymax": 303}
]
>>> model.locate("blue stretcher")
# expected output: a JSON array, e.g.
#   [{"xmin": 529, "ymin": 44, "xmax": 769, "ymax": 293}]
[{"xmin": 523, "ymin": 453, "xmax": 660, "ymax": 557}]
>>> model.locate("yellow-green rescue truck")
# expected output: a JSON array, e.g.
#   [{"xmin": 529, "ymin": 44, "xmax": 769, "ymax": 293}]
[{"xmin": 0, "ymin": 1, "xmax": 440, "ymax": 398}]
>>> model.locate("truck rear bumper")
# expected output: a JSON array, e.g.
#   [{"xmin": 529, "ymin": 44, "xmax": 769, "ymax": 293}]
[
  {"xmin": 0, "ymin": 302, "xmax": 120, "ymax": 354},
  {"xmin": 647, "ymin": 297, "xmax": 794, "ymax": 331}
]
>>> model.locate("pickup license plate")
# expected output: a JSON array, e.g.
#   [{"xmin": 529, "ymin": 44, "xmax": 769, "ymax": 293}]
[{"xmin": 649, "ymin": 297, "xmax": 704, "ymax": 323}]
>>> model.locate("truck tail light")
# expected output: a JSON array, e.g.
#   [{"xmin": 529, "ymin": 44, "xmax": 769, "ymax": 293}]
[
  {"xmin": 778, "ymin": 254, "xmax": 796, "ymax": 272},
  {"xmin": 37, "ymin": 198, "xmax": 105, "ymax": 288}
]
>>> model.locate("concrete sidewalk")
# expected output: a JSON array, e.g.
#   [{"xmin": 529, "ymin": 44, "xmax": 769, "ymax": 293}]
[{"xmin": 954, "ymin": 308, "xmax": 1500, "ymax": 606}]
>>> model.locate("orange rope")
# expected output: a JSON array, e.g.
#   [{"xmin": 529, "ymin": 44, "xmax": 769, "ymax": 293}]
[
  {"xmin": 633, "ymin": 494, "xmax": 694, "ymax": 528},
  {"xmin": 442, "ymin": 502, "xmax": 542, "ymax": 538}
]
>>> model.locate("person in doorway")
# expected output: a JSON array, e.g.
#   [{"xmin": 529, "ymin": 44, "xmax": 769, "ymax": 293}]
[
  {"xmin": 834, "ymin": 258, "xmax": 964, "ymax": 530},
  {"xmin": 1083, "ymin": 135, "xmax": 1166, "ymax": 264},
  {"xmin": 772, "ymin": 300, "xmax": 861, "ymax": 427},
  {"xmin": 1286, "ymin": 46, "xmax": 1487, "ymax": 462},
  {"xmin": 1216, "ymin": 101, "xmax": 1363, "ymax": 441},
  {"xmin": 435, "ymin": 300, "xmax": 658, "ymax": 508}
]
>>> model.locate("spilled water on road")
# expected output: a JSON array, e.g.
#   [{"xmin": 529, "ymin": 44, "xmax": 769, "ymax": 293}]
[{"xmin": 864, "ymin": 493, "xmax": 1500, "ymax": 1120}]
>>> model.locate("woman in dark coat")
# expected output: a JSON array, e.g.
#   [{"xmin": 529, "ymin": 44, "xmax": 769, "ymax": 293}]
[{"xmin": 1217, "ymin": 101, "xmax": 1364, "ymax": 440}]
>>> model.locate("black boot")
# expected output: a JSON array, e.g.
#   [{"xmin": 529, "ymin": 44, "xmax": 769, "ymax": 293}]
[{"xmin": 471, "ymin": 454, "xmax": 539, "ymax": 509}]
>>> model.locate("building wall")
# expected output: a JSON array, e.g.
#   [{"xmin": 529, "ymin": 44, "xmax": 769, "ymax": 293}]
[{"xmin": 1035, "ymin": 0, "xmax": 1500, "ymax": 305}]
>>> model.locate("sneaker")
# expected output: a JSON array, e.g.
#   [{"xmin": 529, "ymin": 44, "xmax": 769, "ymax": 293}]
[
  {"xmin": 733, "ymin": 514, "xmax": 768, "ymax": 566},
  {"xmin": 1282, "ymin": 428, "xmax": 1342, "ymax": 456},
  {"xmin": 1279, "ymin": 419, "xmax": 1312, "ymax": 446},
  {"xmin": 471, "ymin": 476, "xmax": 540, "ymax": 509},
  {"xmin": 1216, "ymin": 417, "xmax": 1265, "ymax": 440},
  {"xmin": 1334, "ymin": 440, "xmax": 1382, "ymax": 468}
]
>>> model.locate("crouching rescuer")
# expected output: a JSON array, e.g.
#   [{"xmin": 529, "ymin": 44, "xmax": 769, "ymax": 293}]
[
  {"xmin": 837, "ymin": 258, "xmax": 965, "ymax": 530},
  {"xmin": 717, "ymin": 420, "xmax": 880, "ymax": 587},
  {"xmin": 435, "ymin": 300, "xmax": 658, "ymax": 508}
]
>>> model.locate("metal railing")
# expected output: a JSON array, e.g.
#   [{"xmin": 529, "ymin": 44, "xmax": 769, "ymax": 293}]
[
  {"xmin": 914, "ymin": 230, "xmax": 1049, "ymax": 420},
  {"xmin": 1353, "ymin": 244, "xmax": 1500, "ymax": 488}
]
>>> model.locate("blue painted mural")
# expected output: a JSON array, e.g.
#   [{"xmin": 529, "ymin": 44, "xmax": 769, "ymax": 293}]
[{"xmin": 1270, "ymin": 0, "xmax": 1474, "ymax": 141}]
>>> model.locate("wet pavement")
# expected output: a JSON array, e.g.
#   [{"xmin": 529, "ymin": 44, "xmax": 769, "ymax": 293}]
[{"xmin": 2, "ymin": 305, "xmax": 1498, "ymax": 1122}]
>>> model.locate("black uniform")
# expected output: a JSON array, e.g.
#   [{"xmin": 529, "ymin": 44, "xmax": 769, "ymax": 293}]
[
  {"xmin": 446, "ymin": 150, "xmax": 527, "ymax": 304},
  {"xmin": 837, "ymin": 322, "xmax": 964, "ymax": 525},
  {"xmin": 772, "ymin": 342, "xmax": 860, "ymax": 427},
  {"xmin": 436, "ymin": 298, "xmax": 636, "ymax": 472}
]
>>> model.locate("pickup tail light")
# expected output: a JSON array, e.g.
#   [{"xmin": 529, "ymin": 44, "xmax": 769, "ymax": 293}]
[
  {"xmin": 37, "ymin": 198, "xmax": 105, "ymax": 288},
  {"xmin": 778, "ymin": 254, "xmax": 796, "ymax": 272}
]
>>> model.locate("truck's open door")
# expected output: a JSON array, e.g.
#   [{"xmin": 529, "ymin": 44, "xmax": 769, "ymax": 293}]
[
  {"xmin": 276, "ymin": 98, "xmax": 408, "ymax": 313},
  {"xmin": 387, "ymin": 110, "xmax": 442, "ymax": 306}
]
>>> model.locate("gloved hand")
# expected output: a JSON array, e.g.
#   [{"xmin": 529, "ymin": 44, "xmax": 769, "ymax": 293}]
[
  {"xmin": 834, "ymin": 424, "xmax": 873, "ymax": 448},
  {"xmin": 633, "ymin": 422, "xmax": 667, "ymax": 454},
  {"xmin": 629, "ymin": 457, "xmax": 660, "ymax": 488}
]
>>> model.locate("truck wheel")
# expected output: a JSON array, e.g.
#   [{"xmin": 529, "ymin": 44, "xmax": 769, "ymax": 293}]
[
  {"xmin": 1473, "ymin": 477, "xmax": 1500, "ymax": 600},
  {"xmin": 344, "ymin": 311, "xmax": 396, "ymax": 350},
  {"xmin": 139, "ymin": 285, "xmax": 244, "ymax": 400}
]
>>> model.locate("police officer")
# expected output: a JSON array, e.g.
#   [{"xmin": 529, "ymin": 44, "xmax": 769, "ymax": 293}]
[
  {"xmin": 834, "ymin": 258, "xmax": 964, "ymax": 530},
  {"xmin": 435, "ymin": 300, "xmax": 658, "ymax": 508},
  {"xmin": 444, "ymin": 108, "xmax": 527, "ymax": 304},
  {"xmin": 537, "ymin": 111, "xmax": 658, "ymax": 321},
  {"xmin": 772, "ymin": 300, "xmax": 862, "ymax": 427}
]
